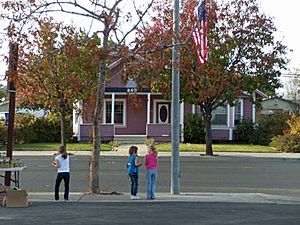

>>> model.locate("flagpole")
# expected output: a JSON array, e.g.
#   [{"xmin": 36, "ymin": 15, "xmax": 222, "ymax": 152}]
[{"xmin": 171, "ymin": 0, "xmax": 180, "ymax": 195}]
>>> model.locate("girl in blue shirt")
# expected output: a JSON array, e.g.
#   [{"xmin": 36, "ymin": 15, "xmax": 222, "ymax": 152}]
[{"xmin": 127, "ymin": 146, "xmax": 142, "ymax": 200}]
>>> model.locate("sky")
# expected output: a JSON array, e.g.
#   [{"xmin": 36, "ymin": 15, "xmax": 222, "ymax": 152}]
[
  {"xmin": 258, "ymin": 0, "xmax": 300, "ymax": 66},
  {"xmin": 257, "ymin": 0, "xmax": 300, "ymax": 90},
  {"xmin": 0, "ymin": 0, "xmax": 299, "ymax": 95}
]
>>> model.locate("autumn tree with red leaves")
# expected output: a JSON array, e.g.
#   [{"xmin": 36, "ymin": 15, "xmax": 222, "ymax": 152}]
[
  {"xmin": 1, "ymin": 0, "xmax": 154, "ymax": 193},
  {"xmin": 124, "ymin": 0, "xmax": 289, "ymax": 155},
  {"xmin": 17, "ymin": 19, "xmax": 105, "ymax": 146}
]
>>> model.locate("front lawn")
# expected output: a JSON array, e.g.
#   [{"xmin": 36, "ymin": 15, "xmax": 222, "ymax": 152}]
[
  {"xmin": 0, "ymin": 142, "xmax": 279, "ymax": 153},
  {"xmin": 156, "ymin": 143, "xmax": 279, "ymax": 153},
  {"xmin": 0, "ymin": 143, "xmax": 111, "ymax": 151}
]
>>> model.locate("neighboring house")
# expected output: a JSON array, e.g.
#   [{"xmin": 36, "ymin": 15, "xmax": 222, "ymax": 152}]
[
  {"xmin": 259, "ymin": 97, "xmax": 300, "ymax": 116},
  {"xmin": 73, "ymin": 60, "xmax": 267, "ymax": 143},
  {"xmin": 0, "ymin": 101, "xmax": 46, "ymax": 124}
]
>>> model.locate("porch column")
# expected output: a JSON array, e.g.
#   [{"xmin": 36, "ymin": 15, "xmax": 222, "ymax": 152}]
[
  {"xmin": 111, "ymin": 93, "xmax": 115, "ymax": 124},
  {"xmin": 73, "ymin": 101, "xmax": 83, "ymax": 142},
  {"xmin": 147, "ymin": 93, "xmax": 151, "ymax": 124},
  {"xmin": 146, "ymin": 93, "xmax": 151, "ymax": 136},
  {"xmin": 240, "ymin": 98, "xmax": 244, "ymax": 120},
  {"xmin": 180, "ymin": 102, "xmax": 184, "ymax": 143},
  {"xmin": 227, "ymin": 104, "xmax": 232, "ymax": 141},
  {"xmin": 252, "ymin": 93, "xmax": 256, "ymax": 124},
  {"xmin": 227, "ymin": 104, "xmax": 230, "ymax": 127},
  {"xmin": 229, "ymin": 106, "xmax": 234, "ymax": 141},
  {"xmin": 192, "ymin": 104, "xmax": 196, "ymax": 114},
  {"xmin": 77, "ymin": 103, "xmax": 83, "ymax": 142}
]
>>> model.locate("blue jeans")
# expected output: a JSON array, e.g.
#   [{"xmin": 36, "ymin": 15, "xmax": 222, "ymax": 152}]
[
  {"xmin": 55, "ymin": 172, "xmax": 70, "ymax": 200},
  {"xmin": 129, "ymin": 173, "xmax": 138, "ymax": 196},
  {"xmin": 146, "ymin": 169, "xmax": 157, "ymax": 199}
]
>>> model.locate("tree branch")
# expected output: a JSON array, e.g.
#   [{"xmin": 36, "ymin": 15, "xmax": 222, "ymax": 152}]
[{"xmin": 118, "ymin": 0, "xmax": 155, "ymax": 44}]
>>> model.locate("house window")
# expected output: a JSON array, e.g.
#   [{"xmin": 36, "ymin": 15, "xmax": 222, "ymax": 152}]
[
  {"xmin": 211, "ymin": 106, "xmax": 227, "ymax": 125},
  {"xmin": 158, "ymin": 104, "xmax": 169, "ymax": 124},
  {"xmin": 234, "ymin": 101, "xmax": 242, "ymax": 125},
  {"xmin": 105, "ymin": 100, "xmax": 125, "ymax": 125}
]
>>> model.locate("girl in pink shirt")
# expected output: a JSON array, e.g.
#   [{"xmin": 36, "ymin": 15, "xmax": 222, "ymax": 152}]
[{"xmin": 145, "ymin": 145, "xmax": 158, "ymax": 199}]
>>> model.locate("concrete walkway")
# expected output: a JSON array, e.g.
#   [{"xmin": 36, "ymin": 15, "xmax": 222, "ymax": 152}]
[
  {"xmin": 27, "ymin": 192, "xmax": 300, "ymax": 205},
  {"xmin": 12, "ymin": 146, "xmax": 300, "ymax": 159}
]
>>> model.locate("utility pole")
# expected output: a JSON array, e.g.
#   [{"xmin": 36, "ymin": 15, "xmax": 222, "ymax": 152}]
[
  {"xmin": 171, "ymin": 0, "xmax": 180, "ymax": 195},
  {"xmin": 5, "ymin": 42, "xmax": 18, "ymax": 186}
]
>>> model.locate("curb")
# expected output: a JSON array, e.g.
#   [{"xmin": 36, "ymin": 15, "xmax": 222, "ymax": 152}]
[
  {"xmin": 12, "ymin": 151, "xmax": 300, "ymax": 159},
  {"xmin": 27, "ymin": 192, "xmax": 300, "ymax": 205}
]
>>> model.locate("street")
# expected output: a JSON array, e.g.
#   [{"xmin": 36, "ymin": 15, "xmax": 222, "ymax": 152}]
[
  {"xmin": 0, "ymin": 155, "xmax": 300, "ymax": 225},
  {"xmin": 0, "ymin": 202, "xmax": 300, "ymax": 225},
  {"xmin": 16, "ymin": 155, "xmax": 300, "ymax": 196}
]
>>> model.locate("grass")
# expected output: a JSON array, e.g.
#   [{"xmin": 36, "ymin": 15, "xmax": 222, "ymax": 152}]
[
  {"xmin": 0, "ymin": 142, "xmax": 279, "ymax": 153},
  {"xmin": 0, "ymin": 143, "xmax": 111, "ymax": 151},
  {"xmin": 156, "ymin": 143, "xmax": 280, "ymax": 153}
]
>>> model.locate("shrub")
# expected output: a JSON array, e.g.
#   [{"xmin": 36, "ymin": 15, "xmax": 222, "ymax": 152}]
[
  {"xmin": 253, "ymin": 113, "xmax": 291, "ymax": 145},
  {"xmin": 32, "ymin": 114, "xmax": 72, "ymax": 143},
  {"xmin": 0, "ymin": 113, "xmax": 72, "ymax": 144},
  {"xmin": 184, "ymin": 114, "xmax": 205, "ymax": 144},
  {"xmin": 14, "ymin": 113, "xmax": 37, "ymax": 144},
  {"xmin": 270, "ymin": 134, "xmax": 300, "ymax": 153},
  {"xmin": 235, "ymin": 120, "xmax": 255, "ymax": 143},
  {"xmin": 32, "ymin": 116, "xmax": 61, "ymax": 142},
  {"xmin": 0, "ymin": 122, "xmax": 7, "ymax": 144},
  {"xmin": 286, "ymin": 115, "xmax": 300, "ymax": 135},
  {"xmin": 236, "ymin": 114, "xmax": 290, "ymax": 145},
  {"xmin": 269, "ymin": 115, "xmax": 300, "ymax": 152}
]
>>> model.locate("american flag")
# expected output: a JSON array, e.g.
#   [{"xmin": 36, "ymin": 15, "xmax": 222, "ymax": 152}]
[{"xmin": 192, "ymin": 0, "xmax": 208, "ymax": 64}]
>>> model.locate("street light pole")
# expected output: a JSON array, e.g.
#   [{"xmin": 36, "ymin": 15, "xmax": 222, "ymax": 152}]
[{"xmin": 171, "ymin": 0, "xmax": 180, "ymax": 195}]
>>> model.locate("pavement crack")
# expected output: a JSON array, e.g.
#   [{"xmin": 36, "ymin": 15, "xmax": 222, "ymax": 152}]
[{"xmin": 76, "ymin": 193, "xmax": 85, "ymax": 202}]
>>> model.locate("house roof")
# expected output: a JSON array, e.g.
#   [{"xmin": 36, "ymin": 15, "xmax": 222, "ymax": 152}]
[
  {"xmin": 241, "ymin": 90, "xmax": 268, "ymax": 99},
  {"xmin": 255, "ymin": 90, "xmax": 268, "ymax": 98},
  {"xmin": 262, "ymin": 96, "xmax": 300, "ymax": 106}
]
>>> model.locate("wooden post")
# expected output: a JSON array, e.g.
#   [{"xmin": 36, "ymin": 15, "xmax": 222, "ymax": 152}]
[{"xmin": 5, "ymin": 42, "xmax": 18, "ymax": 186}]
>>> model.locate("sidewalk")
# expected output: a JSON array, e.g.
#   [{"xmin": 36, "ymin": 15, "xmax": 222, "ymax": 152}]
[
  {"xmin": 28, "ymin": 192, "xmax": 300, "ymax": 205},
  {"xmin": 12, "ymin": 146, "xmax": 300, "ymax": 159}
]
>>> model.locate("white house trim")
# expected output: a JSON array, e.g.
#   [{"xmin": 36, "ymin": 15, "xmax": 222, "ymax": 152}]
[
  {"xmin": 72, "ymin": 101, "xmax": 83, "ymax": 141},
  {"xmin": 211, "ymin": 126, "xmax": 231, "ymax": 130},
  {"xmin": 252, "ymin": 93, "xmax": 256, "ymax": 123},
  {"xmin": 153, "ymin": 99, "xmax": 171, "ymax": 124},
  {"xmin": 240, "ymin": 98, "xmax": 244, "ymax": 120},
  {"xmin": 227, "ymin": 104, "xmax": 230, "ymax": 127},
  {"xmin": 192, "ymin": 104, "xmax": 196, "ymax": 114},
  {"xmin": 147, "ymin": 93, "xmax": 151, "ymax": 124},
  {"xmin": 111, "ymin": 93, "xmax": 115, "ymax": 124},
  {"xmin": 180, "ymin": 102, "xmax": 184, "ymax": 142},
  {"xmin": 229, "ymin": 106, "xmax": 234, "ymax": 141},
  {"xmin": 104, "ymin": 98, "xmax": 126, "ymax": 127}
]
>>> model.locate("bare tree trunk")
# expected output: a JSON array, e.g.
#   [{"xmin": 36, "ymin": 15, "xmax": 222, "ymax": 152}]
[
  {"xmin": 89, "ymin": 29, "xmax": 109, "ymax": 194},
  {"xmin": 60, "ymin": 103, "xmax": 67, "ymax": 147}
]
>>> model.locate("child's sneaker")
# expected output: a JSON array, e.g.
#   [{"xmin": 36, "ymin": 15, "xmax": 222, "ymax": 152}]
[{"xmin": 130, "ymin": 195, "xmax": 140, "ymax": 200}]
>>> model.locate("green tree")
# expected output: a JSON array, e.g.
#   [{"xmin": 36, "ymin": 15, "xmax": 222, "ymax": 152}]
[{"xmin": 124, "ymin": 0, "xmax": 289, "ymax": 155}]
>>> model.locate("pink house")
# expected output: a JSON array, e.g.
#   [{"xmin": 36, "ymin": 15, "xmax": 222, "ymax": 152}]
[{"xmin": 73, "ymin": 60, "xmax": 267, "ymax": 143}]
